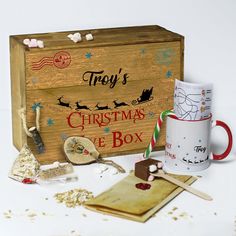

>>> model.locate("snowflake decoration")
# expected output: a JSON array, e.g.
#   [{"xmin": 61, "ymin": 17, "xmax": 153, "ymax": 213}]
[
  {"xmin": 47, "ymin": 118, "xmax": 55, "ymax": 126},
  {"xmin": 32, "ymin": 102, "xmax": 43, "ymax": 112},
  {"xmin": 140, "ymin": 48, "xmax": 146, "ymax": 55},
  {"xmin": 104, "ymin": 127, "xmax": 110, "ymax": 133},
  {"xmin": 85, "ymin": 52, "xmax": 92, "ymax": 59},
  {"xmin": 60, "ymin": 133, "xmax": 68, "ymax": 141},
  {"xmin": 166, "ymin": 70, "xmax": 172, "ymax": 78},
  {"xmin": 31, "ymin": 77, "xmax": 38, "ymax": 84},
  {"xmin": 147, "ymin": 111, "xmax": 155, "ymax": 118}
]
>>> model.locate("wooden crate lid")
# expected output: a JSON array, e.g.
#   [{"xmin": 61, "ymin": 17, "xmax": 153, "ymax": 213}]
[{"xmin": 10, "ymin": 25, "xmax": 184, "ymax": 51}]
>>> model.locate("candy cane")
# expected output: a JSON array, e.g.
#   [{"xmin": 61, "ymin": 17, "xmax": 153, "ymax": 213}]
[{"xmin": 144, "ymin": 110, "xmax": 177, "ymax": 159}]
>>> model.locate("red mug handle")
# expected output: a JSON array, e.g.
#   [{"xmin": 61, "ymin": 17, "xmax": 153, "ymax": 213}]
[{"xmin": 212, "ymin": 120, "xmax": 233, "ymax": 160}]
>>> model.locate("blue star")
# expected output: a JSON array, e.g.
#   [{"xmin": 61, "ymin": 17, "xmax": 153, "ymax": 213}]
[
  {"xmin": 32, "ymin": 77, "xmax": 38, "ymax": 84},
  {"xmin": 47, "ymin": 118, "xmax": 55, "ymax": 126},
  {"xmin": 60, "ymin": 133, "xmax": 68, "ymax": 141},
  {"xmin": 104, "ymin": 127, "xmax": 110, "ymax": 133},
  {"xmin": 148, "ymin": 111, "xmax": 155, "ymax": 118},
  {"xmin": 85, "ymin": 52, "xmax": 92, "ymax": 59},
  {"xmin": 166, "ymin": 70, "xmax": 172, "ymax": 78},
  {"xmin": 32, "ymin": 103, "xmax": 43, "ymax": 111},
  {"xmin": 140, "ymin": 48, "xmax": 146, "ymax": 55}
]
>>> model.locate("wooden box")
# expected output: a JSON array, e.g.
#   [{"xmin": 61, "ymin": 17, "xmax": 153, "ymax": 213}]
[{"xmin": 10, "ymin": 25, "xmax": 184, "ymax": 164}]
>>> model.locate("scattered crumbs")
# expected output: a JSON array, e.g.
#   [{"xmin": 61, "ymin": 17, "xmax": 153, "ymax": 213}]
[
  {"xmin": 54, "ymin": 188, "xmax": 94, "ymax": 208},
  {"xmin": 172, "ymin": 216, "xmax": 178, "ymax": 221},
  {"xmin": 172, "ymin": 207, "xmax": 178, "ymax": 211},
  {"xmin": 65, "ymin": 214, "xmax": 69, "ymax": 217},
  {"xmin": 28, "ymin": 212, "xmax": 37, "ymax": 218},
  {"xmin": 3, "ymin": 210, "xmax": 13, "ymax": 219},
  {"xmin": 45, "ymin": 198, "xmax": 49, "ymax": 200},
  {"xmin": 82, "ymin": 213, "xmax": 87, "ymax": 217},
  {"xmin": 179, "ymin": 212, "xmax": 188, "ymax": 219},
  {"xmin": 42, "ymin": 212, "xmax": 46, "ymax": 216},
  {"xmin": 100, "ymin": 176, "xmax": 102, "ymax": 178},
  {"xmin": 168, "ymin": 211, "xmax": 173, "ymax": 215},
  {"xmin": 214, "ymin": 212, "xmax": 217, "ymax": 216},
  {"xmin": 190, "ymin": 215, "xmax": 193, "ymax": 218},
  {"xmin": 103, "ymin": 218, "xmax": 109, "ymax": 221},
  {"xmin": 70, "ymin": 230, "xmax": 80, "ymax": 236},
  {"xmin": 25, "ymin": 209, "xmax": 29, "ymax": 212},
  {"xmin": 197, "ymin": 175, "xmax": 202, "ymax": 178}
]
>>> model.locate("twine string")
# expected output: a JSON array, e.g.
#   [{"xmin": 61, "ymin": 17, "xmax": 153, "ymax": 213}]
[{"xmin": 18, "ymin": 107, "xmax": 41, "ymax": 137}]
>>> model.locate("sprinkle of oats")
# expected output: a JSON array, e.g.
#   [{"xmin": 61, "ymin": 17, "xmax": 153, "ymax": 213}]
[
  {"xmin": 28, "ymin": 213, "xmax": 37, "ymax": 218},
  {"xmin": 54, "ymin": 188, "xmax": 94, "ymax": 208}
]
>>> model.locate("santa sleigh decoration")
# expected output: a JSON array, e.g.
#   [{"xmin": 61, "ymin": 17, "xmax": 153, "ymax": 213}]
[{"xmin": 131, "ymin": 87, "xmax": 154, "ymax": 105}]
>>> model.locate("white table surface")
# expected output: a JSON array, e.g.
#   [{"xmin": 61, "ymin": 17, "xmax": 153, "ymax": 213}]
[{"xmin": 0, "ymin": 108, "xmax": 236, "ymax": 236}]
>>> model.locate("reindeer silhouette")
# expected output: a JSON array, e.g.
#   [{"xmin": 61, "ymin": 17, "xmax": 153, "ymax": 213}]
[
  {"xmin": 75, "ymin": 101, "xmax": 91, "ymax": 110},
  {"xmin": 95, "ymin": 103, "xmax": 111, "ymax": 110},
  {"xmin": 113, "ymin": 99, "xmax": 129, "ymax": 108},
  {"xmin": 57, "ymin": 96, "xmax": 72, "ymax": 109}
]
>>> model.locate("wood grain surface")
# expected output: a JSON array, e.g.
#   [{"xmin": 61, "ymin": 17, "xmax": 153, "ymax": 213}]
[{"xmin": 10, "ymin": 25, "xmax": 184, "ymax": 163}]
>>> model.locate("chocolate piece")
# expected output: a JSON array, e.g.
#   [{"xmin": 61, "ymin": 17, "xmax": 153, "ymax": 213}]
[{"xmin": 135, "ymin": 159, "xmax": 161, "ymax": 181}]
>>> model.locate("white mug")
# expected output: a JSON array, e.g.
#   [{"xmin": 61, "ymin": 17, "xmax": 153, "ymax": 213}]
[{"xmin": 164, "ymin": 114, "xmax": 233, "ymax": 172}]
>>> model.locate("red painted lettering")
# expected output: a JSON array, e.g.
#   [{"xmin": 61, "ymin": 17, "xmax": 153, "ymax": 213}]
[{"xmin": 112, "ymin": 131, "xmax": 123, "ymax": 148}]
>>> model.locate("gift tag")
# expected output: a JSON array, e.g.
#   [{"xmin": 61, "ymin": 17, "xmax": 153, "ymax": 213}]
[{"xmin": 63, "ymin": 136, "xmax": 126, "ymax": 173}]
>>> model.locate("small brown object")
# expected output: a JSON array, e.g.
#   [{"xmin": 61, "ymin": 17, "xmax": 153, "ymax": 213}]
[{"xmin": 135, "ymin": 159, "xmax": 161, "ymax": 181}]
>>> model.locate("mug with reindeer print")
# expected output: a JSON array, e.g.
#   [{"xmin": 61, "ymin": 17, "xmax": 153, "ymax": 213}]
[{"xmin": 164, "ymin": 114, "xmax": 233, "ymax": 172}]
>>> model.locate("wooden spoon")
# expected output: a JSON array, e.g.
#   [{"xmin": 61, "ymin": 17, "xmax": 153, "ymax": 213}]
[{"xmin": 151, "ymin": 170, "xmax": 212, "ymax": 201}]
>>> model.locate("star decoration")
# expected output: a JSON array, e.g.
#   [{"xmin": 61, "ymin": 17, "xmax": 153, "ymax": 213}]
[
  {"xmin": 60, "ymin": 133, "xmax": 68, "ymax": 141},
  {"xmin": 140, "ymin": 48, "xmax": 146, "ymax": 55},
  {"xmin": 32, "ymin": 77, "xmax": 38, "ymax": 84},
  {"xmin": 104, "ymin": 127, "xmax": 110, "ymax": 133},
  {"xmin": 47, "ymin": 118, "xmax": 55, "ymax": 126},
  {"xmin": 166, "ymin": 70, "xmax": 172, "ymax": 78},
  {"xmin": 31, "ymin": 102, "xmax": 43, "ymax": 111},
  {"xmin": 147, "ymin": 111, "xmax": 155, "ymax": 118},
  {"xmin": 85, "ymin": 52, "xmax": 92, "ymax": 59}
]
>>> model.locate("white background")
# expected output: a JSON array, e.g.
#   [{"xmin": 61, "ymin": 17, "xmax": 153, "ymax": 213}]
[{"xmin": 0, "ymin": 0, "xmax": 236, "ymax": 236}]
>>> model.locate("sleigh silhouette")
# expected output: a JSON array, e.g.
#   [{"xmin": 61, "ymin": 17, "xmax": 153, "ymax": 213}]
[{"xmin": 132, "ymin": 87, "xmax": 154, "ymax": 105}]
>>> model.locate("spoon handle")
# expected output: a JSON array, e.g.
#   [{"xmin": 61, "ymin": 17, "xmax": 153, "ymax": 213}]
[
  {"xmin": 152, "ymin": 172, "xmax": 212, "ymax": 201},
  {"xmin": 97, "ymin": 158, "xmax": 126, "ymax": 173}
]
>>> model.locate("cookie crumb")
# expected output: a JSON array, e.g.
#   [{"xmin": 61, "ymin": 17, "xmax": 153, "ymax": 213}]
[
  {"xmin": 172, "ymin": 216, "xmax": 178, "ymax": 221},
  {"xmin": 172, "ymin": 207, "xmax": 178, "ymax": 211},
  {"xmin": 82, "ymin": 213, "xmax": 87, "ymax": 217}
]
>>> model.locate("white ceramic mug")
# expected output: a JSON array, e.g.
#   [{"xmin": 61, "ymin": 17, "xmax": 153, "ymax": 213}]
[{"xmin": 164, "ymin": 114, "xmax": 233, "ymax": 172}]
